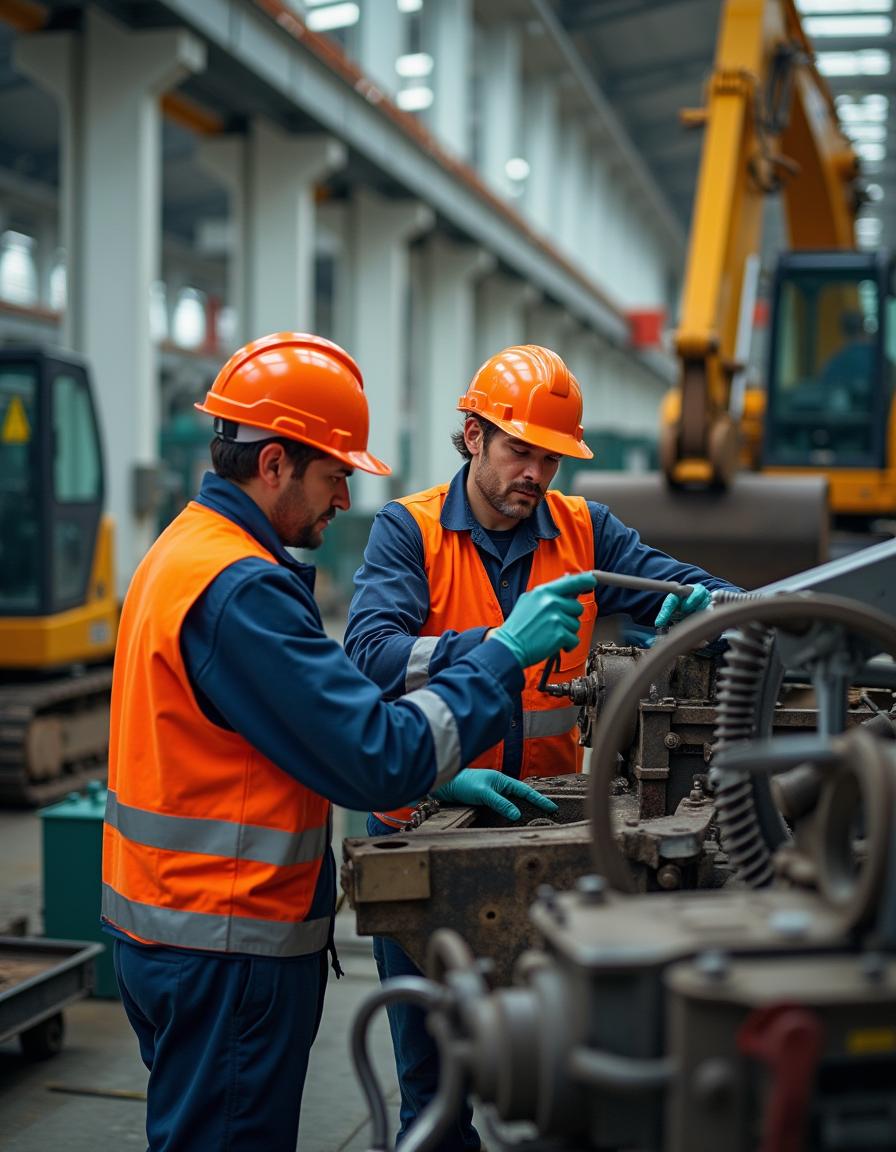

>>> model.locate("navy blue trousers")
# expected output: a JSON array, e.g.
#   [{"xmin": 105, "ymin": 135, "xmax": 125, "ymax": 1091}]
[
  {"xmin": 114, "ymin": 937, "xmax": 327, "ymax": 1152},
  {"xmin": 367, "ymin": 814, "xmax": 480, "ymax": 1152}
]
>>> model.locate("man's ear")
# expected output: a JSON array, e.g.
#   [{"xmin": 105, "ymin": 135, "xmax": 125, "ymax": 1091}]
[
  {"xmin": 463, "ymin": 416, "xmax": 483, "ymax": 458},
  {"xmin": 257, "ymin": 442, "xmax": 286, "ymax": 488}
]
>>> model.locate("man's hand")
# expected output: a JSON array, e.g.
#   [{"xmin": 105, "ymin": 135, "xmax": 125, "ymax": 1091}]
[
  {"xmin": 654, "ymin": 583, "xmax": 712, "ymax": 629},
  {"xmin": 491, "ymin": 571, "xmax": 596, "ymax": 668},
  {"xmin": 433, "ymin": 769, "xmax": 559, "ymax": 822}
]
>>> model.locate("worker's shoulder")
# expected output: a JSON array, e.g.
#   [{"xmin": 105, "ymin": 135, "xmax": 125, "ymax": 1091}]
[{"xmin": 391, "ymin": 483, "xmax": 449, "ymax": 520}]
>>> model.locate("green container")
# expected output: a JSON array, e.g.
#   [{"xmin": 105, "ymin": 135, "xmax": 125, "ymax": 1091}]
[{"xmin": 40, "ymin": 781, "xmax": 117, "ymax": 998}]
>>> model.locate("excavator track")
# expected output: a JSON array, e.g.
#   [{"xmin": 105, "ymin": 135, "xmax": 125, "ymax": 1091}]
[{"xmin": 0, "ymin": 669, "xmax": 113, "ymax": 807}]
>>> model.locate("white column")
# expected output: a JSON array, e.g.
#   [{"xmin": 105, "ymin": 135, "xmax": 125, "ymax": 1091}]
[
  {"xmin": 246, "ymin": 123, "xmax": 345, "ymax": 335},
  {"xmin": 357, "ymin": 0, "xmax": 403, "ymax": 97},
  {"xmin": 522, "ymin": 76, "xmax": 558, "ymax": 233},
  {"xmin": 478, "ymin": 23, "xmax": 521, "ymax": 196},
  {"xmin": 19, "ymin": 10, "xmax": 205, "ymax": 591},
  {"xmin": 475, "ymin": 273, "xmax": 534, "ymax": 368},
  {"xmin": 339, "ymin": 190, "xmax": 433, "ymax": 512},
  {"xmin": 414, "ymin": 236, "xmax": 494, "ymax": 489},
  {"xmin": 422, "ymin": 0, "xmax": 472, "ymax": 159}
]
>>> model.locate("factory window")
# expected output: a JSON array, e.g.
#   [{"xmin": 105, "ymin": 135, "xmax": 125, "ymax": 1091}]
[{"xmin": 0, "ymin": 231, "xmax": 38, "ymax": 308}]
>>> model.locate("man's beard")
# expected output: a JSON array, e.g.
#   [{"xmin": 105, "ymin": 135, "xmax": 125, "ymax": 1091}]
[
  {"xmin": 272, "ymin": 485, "xmax": 335, "ymax": 549},
  {"xmin": 474, "ymin": 454, "xmax": 543, "ymax": 520}
]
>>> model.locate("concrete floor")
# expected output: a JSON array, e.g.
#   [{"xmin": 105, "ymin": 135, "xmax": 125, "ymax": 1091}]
[{"xmin": 0, "ymin": 808, "xmax": 401, "ymax": 1151}]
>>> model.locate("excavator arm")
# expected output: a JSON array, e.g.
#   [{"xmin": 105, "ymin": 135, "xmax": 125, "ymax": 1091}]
[{"xmin": 661, "ymin": 0, "xmax": 860, "ymax": 488}]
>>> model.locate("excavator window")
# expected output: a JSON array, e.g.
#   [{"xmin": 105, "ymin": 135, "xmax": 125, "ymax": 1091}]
[
  {"xmin": 764, "ymin": 268, "xmax": 888, "ymax": 470},
  {"xmin": 0, "ymin": 352, "xmax": 103, "ymax": 619},
  {"xmin": 0, "ymin": 363, "xmax": 40, "ymax": 613}
]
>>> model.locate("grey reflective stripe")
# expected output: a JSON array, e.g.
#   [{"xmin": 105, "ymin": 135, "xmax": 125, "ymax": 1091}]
[
  {"xmin": 400, "ymin": 687, "xmax": 461, "ymax": 788},
  {"xmin": 523, "ymin": 705, "xmax": 579, "ymax": 739},
  {"xmin": 105, "ymin": 791, "xmax": 329, "ymax": 867},
  {"xmin": 102, "ymin": 885, "xmax": 331, "ymax": 958},
  {"xmin": 405, "ymin": 636, "xmax": 439, "ymax": 692}
]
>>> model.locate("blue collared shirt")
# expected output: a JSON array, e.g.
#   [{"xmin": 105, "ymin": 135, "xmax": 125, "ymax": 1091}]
[{"xmin": 344, "ymin": 464, "xmax": 737, "ymax": 778}]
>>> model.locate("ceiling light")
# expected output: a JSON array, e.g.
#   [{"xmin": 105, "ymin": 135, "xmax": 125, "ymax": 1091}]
[
  {"xmin": 306, "ymin": 3, "xmax": 360, "ymax": 31},
  {"xmin": 816, "ymin": 50, "xmax": 890, "ymax": 75},
  {"xmin": 398, "ymin": 0, "xmax": 423, "ymax": 10},
  {"xmin": 396, "ymin": 86, "xmax": 433, "ymax": 111},
  {"xmin": 846, "ymin": 123, "xmax": 887, "ymax": 141},
  {"xmin": 866, "ymin": 182, "xmax": 885, "ymax": 200},
  {"xmin": 396, "ymin": 52, "xmax": 433, "ymax": 78},
  {"xmin": 837, "ymin": 94, "xmax": 888, "ymax": 121},
  {"xmin": 855, "ymin": 141, "xmax": 887, "ymax": 161},
  {"xmin": 505, "ymin": 157, "xmax": 531, "ymax": 182},
  {"xmin": 803, "ymin": 15, "xmax": 891, "ymax": 35},
  {"xmin": 797, "ymin": 0, "xmax": 892, "ymax": 12}
]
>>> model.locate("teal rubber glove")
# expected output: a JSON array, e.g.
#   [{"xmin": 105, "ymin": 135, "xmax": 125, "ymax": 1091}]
[
  {"xmin": 654, "ymin": 583, "xmax": 712, "ymax": 629},
  {"xmin": 491, "ymin": 571, "xmax": 597, "ymax": 669},
  {"xmin": 432, "ymin": 769, "xmax": 559, "ymax": 822}
]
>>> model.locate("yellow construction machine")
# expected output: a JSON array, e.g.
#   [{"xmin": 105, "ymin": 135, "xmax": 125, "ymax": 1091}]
[
  {"xmin": 0, "ymin": 347, "xmax": 117, "ymax": 803},
  {"xmin": 577, "ymin": 0, "xmax": 892, "ymax": 588}
]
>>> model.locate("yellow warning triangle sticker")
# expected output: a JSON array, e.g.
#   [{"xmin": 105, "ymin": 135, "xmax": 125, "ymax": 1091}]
[{"xmin": 1, "ymin": 395, "xmax": 31, "ymax": 444}]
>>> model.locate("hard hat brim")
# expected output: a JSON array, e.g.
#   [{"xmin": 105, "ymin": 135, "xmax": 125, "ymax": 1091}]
[{"xmin": 471, "ymin": 412, "xmax": 594, "ymax": 460}]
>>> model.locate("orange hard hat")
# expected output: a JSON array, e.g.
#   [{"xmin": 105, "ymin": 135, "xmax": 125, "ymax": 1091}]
[
  {"xmin": 458, "ymin": 345, "xmax": 592, "ymax": 459},
  {"xmin": 195, "ymin": 332, "xmax": 390, "ymax": 475}
]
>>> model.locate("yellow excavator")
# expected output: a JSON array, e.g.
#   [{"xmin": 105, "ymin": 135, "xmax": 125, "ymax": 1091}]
[
  {"xmin": 0, "ymin": 347, "xmax": 117, "ymax": 803},
  {"xmin": 577, "ymin": 0, "xmax": 891, "ymax": 588}
]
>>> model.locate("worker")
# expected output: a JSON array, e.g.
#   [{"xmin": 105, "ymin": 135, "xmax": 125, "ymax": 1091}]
[
  {"xmin": 344, "ymin": 343, "xmax": 739, "ymax": 1152},
  {"xmin": 100, "ymin": 332, "xmax": 598, "ymax": 1152}
]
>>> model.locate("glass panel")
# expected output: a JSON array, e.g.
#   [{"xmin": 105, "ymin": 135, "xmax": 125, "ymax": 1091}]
[
  {"xmin": 766, "ymin": 273, "xmax": 882, "ymax": 468},
  {"xmin": 52, "ymin": 373, "xmax": 101, "ymax": 608},
  {"xmin": 0, "ymin": 365, "xmax": 40, "ymax": 612}
]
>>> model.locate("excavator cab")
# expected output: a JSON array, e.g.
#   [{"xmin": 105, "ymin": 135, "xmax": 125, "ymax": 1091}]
[
  {"xmin": 763, "ymin": 251, "xmax": 896, "ymax": 526},
  {"xmin": 0, "ymin": 348, "xmax": 116, "ymax": 670}
]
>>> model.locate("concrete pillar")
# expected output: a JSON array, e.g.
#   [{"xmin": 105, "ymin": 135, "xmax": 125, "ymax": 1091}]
[
  {"xmin": 414, "ymin": 236, "xmax": 494, "ymax": 489},
  {"xmin": 475, "ymin": 273, "xmax": 534, "ymax": 368},
  {"xmin": 18, "ymin": 10, "xmax": 205, "ymax": 590},
  {"xmin": 422, "ymin": 0, "xmax": 472, "ymax": 159},
  {"xmin": 479, "ymin": 23, "xmax": 521, "ymax": 197},
  {"xmin": 522, "ymin": 77, "xmax": 558, "ymax": 233},
  {"xmin": 338, "ymin": 189, "xmax": 433, "ymax": 512},
  {"xmin": 247, "ymin": 123, "xmax": 345, "ymax": 336},
  {"xmin": 357, "ymin": 0, "xmax": 403, "ymax": 97}
]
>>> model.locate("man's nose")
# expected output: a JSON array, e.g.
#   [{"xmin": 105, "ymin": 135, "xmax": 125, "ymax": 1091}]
[{"xmin": 334, "ymin": 478, "xmax": 351, "ymax": 510}]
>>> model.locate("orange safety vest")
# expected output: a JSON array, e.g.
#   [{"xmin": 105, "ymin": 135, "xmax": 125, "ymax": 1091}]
[
  {"xmin": 374, "ymin": 486, "xmax": 596, "ymax": 828},
  {"xmin": 101, "ymin": 502, "xmax": 332, "ymax": 958}
]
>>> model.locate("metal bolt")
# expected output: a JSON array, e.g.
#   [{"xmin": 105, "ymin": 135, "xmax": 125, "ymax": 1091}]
[
  {"xmin": 656, "ymin": 864, "xmax": 681, "ymax": 891},
  {"xmin": 664, "ymin": 732, "xmax": 682, "ymax": 750},
  {"xmin": 575, "ymin": 874, "xmax": 608, "ymax": 905},
  {"xmin": 696, "ymin": 950, "xmax": 730, "ymax": 982}
]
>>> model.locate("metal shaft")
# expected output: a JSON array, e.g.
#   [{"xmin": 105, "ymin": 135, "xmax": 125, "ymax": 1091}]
[{"xmin": 590, "ymin": 569, "xmax": 694, "ymax": 600}]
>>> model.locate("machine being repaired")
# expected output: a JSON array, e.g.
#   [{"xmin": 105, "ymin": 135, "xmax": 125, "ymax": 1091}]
[{"xmin": 348, "ymin": 541, "xmax": 896, "ymax": 1152}]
